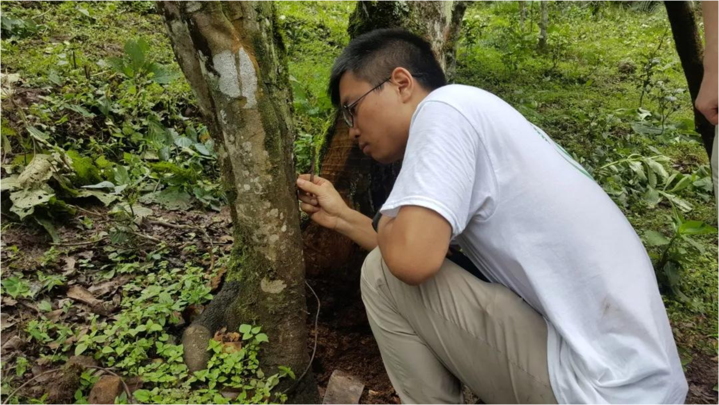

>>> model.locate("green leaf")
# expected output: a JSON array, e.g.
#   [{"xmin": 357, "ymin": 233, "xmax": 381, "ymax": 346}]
[
  {"xmin": 645, "ymin": 158, "xmax": 668, "ymax": 179},
  {"xmin": 133, "ymin": 389, "xmax": 151, "ymax": 403},
  {"xmin": 678, "ymin": 221, "xmax": 717, "ymax": 236},
  {"xmin": 681, "ymin": 235, "xmax": 707, "ymax": 255},
  {"xmin": 239, "ymin": 324, "xmax": 252, "ymax": 334},
  {"xmin": 174, "ymin": 137, "xmax": 194, "ymax": 148},
  {"xmin": 194, "ymin": 143, "xmax": 211, "ymax": 156},
  {"xmin": 75, "ymin": 343, "xmax": 88, "ymax": 356},
  {"xmin": 66, "ymin": 104, "xmax": 95, "ymax": 118},
  {"xmin": 139, "ymin": 188, "xmax": 192, "ymax": 211},
  {"xmin": 10, "ymin": 188, "xmax": 54, "ymax": 219},
  {"xmin": 254, "ymin": 333, "xmax": 268, "ymax": 343},
  {"xmin": 35, "ymin": 216, "xmax": 59, "ymax": 243},
  {"xmin": 27, "ymin": 126, "xmax": 49, "ymax": 141},
  {"xmin": 642, "ymin": 187, "xmax": 660, "ymax": 208},
  {"xmin": 77, "ymin": 190, "xmax": 117, "ymax": 206},
  {"xmin": 148, "ymin": 63, "xmax": 179, "ymax": 84},
  {"xmin": 37, "ymin": 300, "xmax": 52, "ymax": 312},
  {"xmin": 124, "ymin": 39, "xmax": 147, "ymax": 71},
  {"xmin": 631, "ymin": 122, "xmax": 662, "ymax": 135},
  {"xmin": 83, "ymin": 181, "xmax": 116, "ymax": 190},
  {"xmin": 251, "ymin": 326, "xmax": 261, "ymax": 334},
  {"xmin": 643, "ymin": 230, "xmax": 670, "ymax": 246}
]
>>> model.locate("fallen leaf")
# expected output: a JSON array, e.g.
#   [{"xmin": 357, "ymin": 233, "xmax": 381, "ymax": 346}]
[
  {"xmin": 67, "ymin": 286, "xmax": 102, "ymax": 307},
  {"xmin": 209, "ymin": 267, "xmax": 226, "ymax": 291},
  {"xmin": 222, "ymin": 341, "xmax": 242, "ymax": 354},
  {"xmin": 88, "ymin": 276, "xmax": 130, "ymax": 297},
  {"xmin": 63, "ymin": 256, "xmax": 77, "ymax": 276},
  {"xmin": 1, "ymin": 336, "xmax": 24, "ymax": 352}
]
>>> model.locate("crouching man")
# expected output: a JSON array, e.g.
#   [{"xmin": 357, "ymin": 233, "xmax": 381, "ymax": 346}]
[{"xmin": 296, "ymin": 29, "xmax": 687, "ymax": 404}]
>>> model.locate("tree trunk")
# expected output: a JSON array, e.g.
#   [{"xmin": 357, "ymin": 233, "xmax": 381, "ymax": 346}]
[
  {"xmin": 519, "ymin": 1, "xmax": 526, "ymax": 30},
  {"xmin": 664, "ymin": 1, "xmax": 716, "ymax": 159},
  {"xmin": 539, "ymin": 1, "xmax": 548, "ymax": 51},
  {"xmin": 303, "ymin": 1, "xmax": 467, "ymax": 280},
  {"xmin": 158, "ymin": 2, "xmax": 318, "ymax": 401}
]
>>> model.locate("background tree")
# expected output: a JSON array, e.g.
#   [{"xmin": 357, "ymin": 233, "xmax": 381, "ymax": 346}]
[
  {"xmin": 159, "ymin": 2, "xmax": 317, "ymax": 401},
  {"xmin": 664, "ymin": 1, "xmax": 716, "ymax": 159},
  {"xmin": 538, "ymin": 1, "xmax": 549, "ymax": 50}
]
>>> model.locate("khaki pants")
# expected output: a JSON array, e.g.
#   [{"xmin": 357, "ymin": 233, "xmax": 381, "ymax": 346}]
[{"xmin": 360, "ymin": 247, "xmax": 557, "ymax": 404}]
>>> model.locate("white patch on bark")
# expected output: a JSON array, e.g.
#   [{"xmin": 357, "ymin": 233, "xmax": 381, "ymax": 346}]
[
  {"xmin": 238, "ymin": 47, "xmax": 258, "ymax": 108},
  {"xmin": 186, "ymin": 2, "xmax": 202, "ymax": 13},
  {"xmin": 268, "ymin": 234, "xmax": 279, "ymax": 244},
  {"xmin": 242, "ymin": 141, "xmax": 252, "ymax": 152},
  {"xmin": 214, "ymin": 51, "xmax": 241, "ymax": 98},
  {"xmin": 243, "ymin": 184, "xmax": 251, "ymax": 191},
  {"xmin": 261, "ymin": 277, "xmax": 286, "ymax": 294},
  {"xmin": 281, "ymin": 224, "xmax": 287, "ymax": 233},
  {"xmin": 269, "ymin": 208, "xmax": 278, "ymax": 218}
]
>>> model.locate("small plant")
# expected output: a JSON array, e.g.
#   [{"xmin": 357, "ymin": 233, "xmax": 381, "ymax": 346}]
[{"xmin": 644, "ymin": 209, "xmax": 718, "ymax": 299}]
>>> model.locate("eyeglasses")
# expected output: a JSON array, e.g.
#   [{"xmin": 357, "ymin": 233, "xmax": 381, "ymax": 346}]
[{"xmin": 340, "ymin": 77, "xmax": 390, "ymax": 128}]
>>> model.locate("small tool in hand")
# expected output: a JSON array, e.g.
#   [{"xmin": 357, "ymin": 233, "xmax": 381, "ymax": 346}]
[{"xmin": 309, "ymin": 146, "xmax": 316, "ymax": 184}]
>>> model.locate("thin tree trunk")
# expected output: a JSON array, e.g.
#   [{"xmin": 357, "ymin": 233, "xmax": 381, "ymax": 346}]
[
  {"xmin": 304, "ymin": 1, "xmax": 467, "ymax": 279},
  {"xmin": 158, "ymin": 2, "xmax": 318, "ymax": 401},
  {"xmin": 664, "ymin": 1, "xmax": 716, "ymax": 158},
  {"xmin": 539, "ymin": 1, "xmax": 548, "ymax": 50},
  {"xmin": 519, "ymin": 1, "xmax": 526, "ymax": 29}
]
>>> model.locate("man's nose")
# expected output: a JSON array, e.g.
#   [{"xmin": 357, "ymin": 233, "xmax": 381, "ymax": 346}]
[{"xmin": 348, "ymin": 126, "xmax": 360, "ymax": 141}]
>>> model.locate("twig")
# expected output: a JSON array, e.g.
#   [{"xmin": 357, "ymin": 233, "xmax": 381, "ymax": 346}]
[
  {"xmin": 85, "ymin": 366, "xmax": 134, "ymax": 404},
  {"xmin": 281, "ymin": 280, "xmax": 320, "ymax": 396},
  {"xmin": 51, "ymin": 235, "xmax": 106, "ymax": 247},
  {"xmin": 131, "ymin": 231, "xmax": 162, "ymax": 244},
  {"xmin": 2, "ymin": 369, "xmax": 62, "ymax": 405}
]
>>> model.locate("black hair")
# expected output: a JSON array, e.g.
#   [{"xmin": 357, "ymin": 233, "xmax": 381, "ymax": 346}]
[{"xmin": 328, "ymin": 28, "xmax": 446, "ymax": 106}]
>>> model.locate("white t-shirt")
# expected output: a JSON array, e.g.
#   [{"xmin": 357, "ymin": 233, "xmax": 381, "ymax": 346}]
[{"xmin": 380, "ymin": 84, "xmax": 687, "ymax": 404}]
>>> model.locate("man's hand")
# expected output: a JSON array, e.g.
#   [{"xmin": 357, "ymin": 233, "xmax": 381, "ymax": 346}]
[
  {"xmin": 296, "ymin": 174, "xmax": 349, "ymax": 230},
  {"xmin": 696, "ymin": 72, "xmax": 718, "ymax": 125}
]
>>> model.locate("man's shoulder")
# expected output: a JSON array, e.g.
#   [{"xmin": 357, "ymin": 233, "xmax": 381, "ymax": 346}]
[{"xmin": 421, "ymin": 84, "xmax": 509, "ymax": 117}]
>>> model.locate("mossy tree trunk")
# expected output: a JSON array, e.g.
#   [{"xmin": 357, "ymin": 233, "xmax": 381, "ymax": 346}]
[
  {"xmin": 664, "ymin": 1, "xmax": 716, "ymax": 159},
  {"xmin": 538, "ymin": 1, "xmax": 548, "ymax": 51},
  {"xmin": 158, "ymin": 2, "xmax": 317, "ymax": 401},
  {"xmin": 304, "ymin": 1, "xmax": 467, "ymax": 279}
]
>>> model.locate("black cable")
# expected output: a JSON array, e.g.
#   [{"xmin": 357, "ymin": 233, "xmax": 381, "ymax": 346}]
[{"xmin": 281, "ymin": 280, "xmax": 320, "ymax": 396}]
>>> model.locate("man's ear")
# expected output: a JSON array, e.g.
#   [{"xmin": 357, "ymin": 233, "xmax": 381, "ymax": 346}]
[{"xmin": 391, "ymin": 67, "xmax": 414, "ymax": 103}]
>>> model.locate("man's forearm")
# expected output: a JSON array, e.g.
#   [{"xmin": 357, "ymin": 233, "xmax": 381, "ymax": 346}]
[{"xmin": 335, "ymin": 208, "xmax": 378, "ymax": 251}]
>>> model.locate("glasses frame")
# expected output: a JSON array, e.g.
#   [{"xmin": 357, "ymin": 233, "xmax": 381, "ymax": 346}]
[{"xmin": 340, "ymin": 77, "xmax": 391, "ymax": 128}]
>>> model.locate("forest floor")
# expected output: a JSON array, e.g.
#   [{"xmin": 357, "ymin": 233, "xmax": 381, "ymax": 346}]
[{"xmin": 1, "ymin": 1, "xmax": 717, "ymax": 404}]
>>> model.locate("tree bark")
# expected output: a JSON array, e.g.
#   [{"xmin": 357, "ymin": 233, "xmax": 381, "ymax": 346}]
[
  {"xmin": 519, "ymin": 1, "xmax": 526, "ymax": 30},
  {"xmin": 664, "ymin": 1, "xmax": 716, "ymax": 158},
  {"xmin": 304, "ymin": 1, "xmax": 467, "ymax": 280},
  {"xmin": 158, "ymin": 2, "xmax": 318, "ymax": 401},
  {"xmin": 539, "ymin": 1, "xmax": 548, "ymax": 51}
]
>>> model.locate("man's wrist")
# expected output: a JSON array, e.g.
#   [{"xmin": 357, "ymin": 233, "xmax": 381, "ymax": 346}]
[{"xmin": 334, "ymin": 206, "xmax": 354, "ymax": 235}]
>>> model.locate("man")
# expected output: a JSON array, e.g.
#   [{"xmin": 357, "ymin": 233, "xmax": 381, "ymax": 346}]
[
  {"xmin": 296, "ymin": 29, "xmax": 687, "ymax": 403},
  {"xmin": 696, "ymin": 1, "xmax": 718, "ymax": 198}
]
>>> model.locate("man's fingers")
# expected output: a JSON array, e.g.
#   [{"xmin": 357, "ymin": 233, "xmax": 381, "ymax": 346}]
[
  {"xmin": 297, "ymin": 177, "xmax": 321, "ymax": 194},
  {"xmin": 300, "ymin": 203, "xmax": 319, "ymax": 214},
  {"xmin": 298, "ymin": 193, "xmax": 318, "ymax": 205},
  {"xmin": 298, "ymin": 174, "xmax": 325, "ymax": 184}
]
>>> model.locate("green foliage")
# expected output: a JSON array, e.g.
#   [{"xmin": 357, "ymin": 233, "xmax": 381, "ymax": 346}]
[
  {"xmin": 643, "ymin": 210, "xmax": 718, "ymax": 299},
  {"xmin": 132, "ymin": 325, "xmax": 291, "ymax": 404},
  {"xmin": 1, "ymin": 2, "xmax": 225, "ymax": 234}
]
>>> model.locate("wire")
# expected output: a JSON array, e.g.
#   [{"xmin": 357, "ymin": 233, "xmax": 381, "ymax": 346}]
[{"xmin": 281, "ymin": 280, "xmax": 320, "ymax": 396}]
